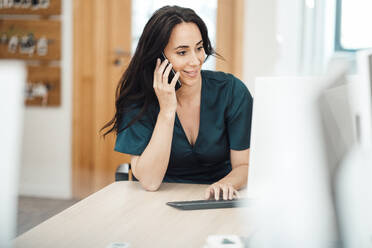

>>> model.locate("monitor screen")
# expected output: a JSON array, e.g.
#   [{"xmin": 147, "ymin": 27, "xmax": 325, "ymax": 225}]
[
  {"xmin": 0, "ymin": 61, "xmax": 26, "ymax": 247},
  {"xmin": 369, "ymin": 54, "xmax": 372, "ymax": 101},
  {"xmin": 334, "ymin": 50, "xmax": 372, "ymax": 248},
  {"xmin": 356, "ymin": 49, "xmax": 372, "ymax": 146},
  {"xmin": 247, "ymin": 76, "xmax": 340, "ymax": 247}
]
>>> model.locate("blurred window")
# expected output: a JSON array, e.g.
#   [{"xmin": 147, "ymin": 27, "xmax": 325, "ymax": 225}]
[
  {"xmin": 132, "ymin": 0, "xmax": 217, "ymax": 70},
  {"xmin": 335, "ymin": 0, "xmax": 372, "ymax": 51}
]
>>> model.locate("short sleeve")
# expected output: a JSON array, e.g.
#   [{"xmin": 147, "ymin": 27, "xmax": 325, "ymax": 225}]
[
  {"xmin": 226, "ymin": 76, "xmax": 253, "ymax": 150},
  {"xmin": 114, "ymin": 107, "xmax": 155, "ymax": 156}
]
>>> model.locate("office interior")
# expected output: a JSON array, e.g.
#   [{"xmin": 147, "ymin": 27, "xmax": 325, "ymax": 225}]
[{"xmin": 1, "ymin": 0, "xmax": 371, "ymax": 247}]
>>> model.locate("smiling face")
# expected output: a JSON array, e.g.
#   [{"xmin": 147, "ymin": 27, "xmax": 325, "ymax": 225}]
[{"xmin": 163, "ymin": 22, "xmax": 205, "ymax": 87}]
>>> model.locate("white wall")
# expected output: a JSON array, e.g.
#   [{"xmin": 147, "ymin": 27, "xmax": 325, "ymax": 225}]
[
  {"xmin": 19, "ymin": 0, "xmax": 73, "ymax": 199},
  {"xmin": 242, "ymin": 0, "xmax": 278, "ymax": 94},
  {"xmin": 242, "ymin": 0, "xmax": 337, "ymax": 93}
]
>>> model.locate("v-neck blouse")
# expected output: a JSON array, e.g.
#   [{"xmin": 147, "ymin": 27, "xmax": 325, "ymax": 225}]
[{"xmin": 115, "ymin": 70, "xmax": 253, "ymax": 184}]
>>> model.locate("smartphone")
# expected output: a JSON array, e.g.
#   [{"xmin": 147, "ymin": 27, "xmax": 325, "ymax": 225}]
[{"xmin": 161, "ymin": 52, "xmax": 182, "ymax": 91}]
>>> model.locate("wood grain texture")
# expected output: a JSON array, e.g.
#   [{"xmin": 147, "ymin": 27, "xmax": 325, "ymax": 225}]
[
  {"xmin": 216, "ymin": 0, "xmax": 244, "ymax": 78},
  {"xmin": 0, "ymin": 0, "xmax": 61, "ymax": 15},
  {"xmin": 14, "ymin": 182, "xmax": 252, "ymax": 248},
  {"xmin": 72, "ymin": 0, "xmax": 94, "ymax": 198},
  {"xmin": 73, "ymin": 0, "xmax": 131, "ymax": 198},
  {"xmin": 232, "ymin": 0, "xmax": 244, "ymax": 79},
  {"xmin": 26, "ymin": 65, "xmax": 61, "ymax": 106},
  {"xmin": 103, "ymin": 0, "xmax": 132, "ymax": 189}
]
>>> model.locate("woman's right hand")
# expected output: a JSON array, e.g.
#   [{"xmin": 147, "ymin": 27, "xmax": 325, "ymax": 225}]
[{"xmin": 153, "ymin": 58, "xmax": 180, "ymax": 114}]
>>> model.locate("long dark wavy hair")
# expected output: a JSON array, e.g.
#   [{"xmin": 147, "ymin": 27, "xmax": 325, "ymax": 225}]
[{"xmin": 101, "ymin": 5, "xmax": 220, "ymax": 137}]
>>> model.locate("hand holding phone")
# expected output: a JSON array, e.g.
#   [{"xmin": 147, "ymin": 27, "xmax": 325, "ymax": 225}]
[{"xmin": 161, "ymin": 52, "xmax": 182, "ymax": 90}]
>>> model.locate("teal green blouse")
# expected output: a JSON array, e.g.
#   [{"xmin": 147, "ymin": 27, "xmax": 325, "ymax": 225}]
[{"xmin": 115, "ymin": 70, "xmax": 253, "ymax": 184}]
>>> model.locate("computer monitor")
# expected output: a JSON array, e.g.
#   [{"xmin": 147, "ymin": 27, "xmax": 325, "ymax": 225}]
[
  {"xmin": 0, "ymin": 61, "xmax": 26, "ymax": 247},
  {"xmin": 247, "ymin": 76, "xmax": 340, "ymax": 247},
  {"xmin": 246, "ymin": 60, "xmax": 371, "ymax": 247},
  {"xmin": 318, "ymin": 60, "xmax": 357, "ymax": 176},
  {"xmin": 356, "ymin": 49, "xmax": 372, "ymax": 146},
  {"xmin": 332, "ymin": 50, "xmax": 372, "ymax": 248},
  {"xmin": 317, "ymin": 65, "xmax": 358, "ymax": 248}
]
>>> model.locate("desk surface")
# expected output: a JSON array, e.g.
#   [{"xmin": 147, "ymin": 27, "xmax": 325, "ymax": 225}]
[{"xmin": 14, "ymin": 182, "xmax": 252, "ymax": 248}]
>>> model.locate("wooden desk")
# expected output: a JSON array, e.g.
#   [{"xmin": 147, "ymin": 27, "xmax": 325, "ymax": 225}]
[{"xmin": 14, "ymin": 182, "xmax": 252, "ymax": 248}]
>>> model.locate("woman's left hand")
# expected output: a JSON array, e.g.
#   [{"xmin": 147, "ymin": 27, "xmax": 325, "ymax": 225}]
[{"xmin": 204, "ymin": 182, "xmax": 240, "ymax": 200}]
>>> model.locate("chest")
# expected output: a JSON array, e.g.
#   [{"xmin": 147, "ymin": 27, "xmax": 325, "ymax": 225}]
[
  {"xmin": 170, "ymin": 105, "xmax": 230, "ymax": 165},
  {"xmin": 176, "ymin": 105, "xmax": 200, "ymax": 146}
]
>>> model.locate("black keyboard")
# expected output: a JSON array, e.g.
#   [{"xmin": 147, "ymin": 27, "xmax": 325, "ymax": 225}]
[{"xmin": 166, "ymin": 198, "xmax": 250, "ymax": 210}]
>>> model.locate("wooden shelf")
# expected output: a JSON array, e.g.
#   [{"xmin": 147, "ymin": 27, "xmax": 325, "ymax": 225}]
[
  {"xmin": 0, "ymin": 19, "xmax": 61, "ymax": 60},
  {"xmin": 26, "ymin": 65, "xmax": 61, "ymax": 106},
  {"xmin": 0, "ymin": 0, "xmax": 61, "ymax": 15},
  {"xmin": 0, "ymin": 1, "xmax": 62, "ymax": 107}
]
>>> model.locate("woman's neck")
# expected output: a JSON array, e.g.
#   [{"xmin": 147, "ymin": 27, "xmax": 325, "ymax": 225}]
[{"xmin": 176, "ymin": 78, "xmax": 202, "ymax": 107}]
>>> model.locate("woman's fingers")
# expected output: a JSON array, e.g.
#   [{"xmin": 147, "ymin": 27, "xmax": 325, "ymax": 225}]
[
  {"xmin": 154, "ymin": 58, "xmax": 169, "ymax": 85},
  {"xmin": 162, "ymin": 62, "xmax": 173, "ymax": 85},
  {"xmin": 222, "ymin": 184, "xmax": 236, "ymax": 200},
  {"xmin": 228, "ymin": 185, "xmax": 234, "ymax": 200},
  {"xmin": 206, "ymin": 183, "xmax": 239, "ymax": 200},
  {"xmin": 159, "ymin": 58, "xmax": 168, "ymax": 71},
  {"xmin": 234, "ymin": 189, "xmax": 241, "ymax": 199},
  {"xmin": 153, "ymin": 58, "xmax": 161, "ymax": 87},
  {"xmin": 222, "ymin": 184, "xmax": 229, "ymax": 200},
  {"xmin": 213, "ymin": 185, "xmax": 220, "ymax": 200},
  {"xmin": 154, "ymin": 58, "xmax": 178, "ymax": 89},
  {"xmin": 152, "ymin": 58, "xmax": 178, "ymax": 113},
  {"xmin": 170, "ymin": 71, "xmax": 180, "ymax": 88},
  {"xmin": 205, "ymin": 187, "xmax": 213, "ymax": 200}
]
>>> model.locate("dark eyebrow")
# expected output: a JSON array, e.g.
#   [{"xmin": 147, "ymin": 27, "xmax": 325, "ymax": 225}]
[{"xmin": 174, "ymin": 40, "xmax": 203, "ymax": 50}]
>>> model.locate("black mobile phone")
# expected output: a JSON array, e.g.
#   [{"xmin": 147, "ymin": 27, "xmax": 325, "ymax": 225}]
[{"xmin": 160, "ymin": 52, "xmax": 182, "ymax": 90}]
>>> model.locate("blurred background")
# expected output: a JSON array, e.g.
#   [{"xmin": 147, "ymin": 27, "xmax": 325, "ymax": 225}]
[{"xmin": 0, "ymin": 0, "xmax": 371, "ymax": 237}]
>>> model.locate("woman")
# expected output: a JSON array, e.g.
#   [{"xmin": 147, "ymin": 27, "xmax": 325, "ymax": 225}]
[{"xmin": 102, "ymin": 5, "xmax": 253, "ymax": 200}]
